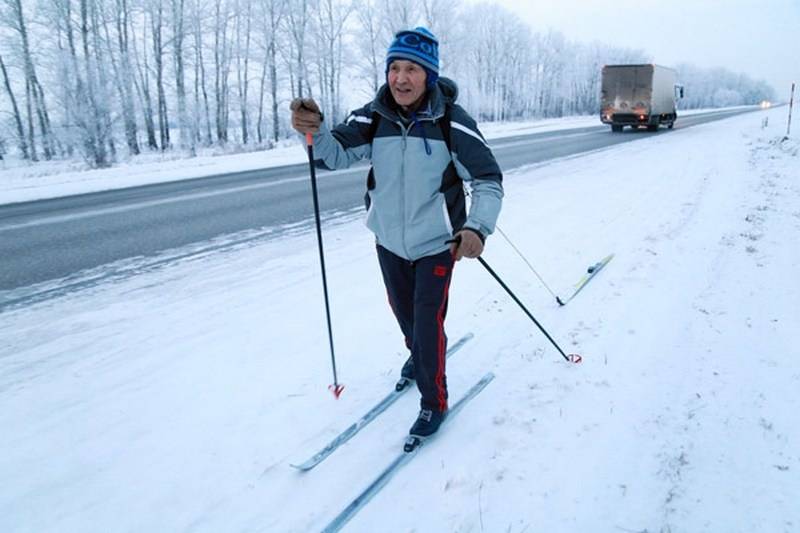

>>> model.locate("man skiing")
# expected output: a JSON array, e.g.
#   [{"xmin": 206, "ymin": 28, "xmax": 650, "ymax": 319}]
[{"xmin": 290, "ymin": 27, "xmax": 503, "ymax": 439}]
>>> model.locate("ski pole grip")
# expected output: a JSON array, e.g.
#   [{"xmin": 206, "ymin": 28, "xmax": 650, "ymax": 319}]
[{"xmin": 305, "ymin": 133, "xmax": 313, "ymax": 146}]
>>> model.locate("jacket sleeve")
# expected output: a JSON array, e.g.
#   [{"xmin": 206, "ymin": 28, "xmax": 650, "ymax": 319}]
[
  {"xmin": 307, "ymin": 105, "xmax": 374, "ymax": 170},
  {"xmin": 448, "ymin": 106, "xmax": 504, "ymax": 238}
]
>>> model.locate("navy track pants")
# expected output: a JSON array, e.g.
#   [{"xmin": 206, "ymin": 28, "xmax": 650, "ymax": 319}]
[{"xmin": 376, "ymin": 245, "xmax": 455, "ymax": 412}]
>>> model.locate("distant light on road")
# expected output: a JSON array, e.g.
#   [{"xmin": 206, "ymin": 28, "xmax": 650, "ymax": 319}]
[{"xmin": 760, "ymin": 100, "xmax": 772, "ymax": 109}]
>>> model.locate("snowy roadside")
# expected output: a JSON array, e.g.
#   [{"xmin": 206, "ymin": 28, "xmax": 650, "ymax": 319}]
[
  {"xmin": 0, "ymin": 106, "xmax": 796, "ymax": 533},
  {"xmin": 0, "ymin": 107, "xmax": 753, "ymax": 206}
]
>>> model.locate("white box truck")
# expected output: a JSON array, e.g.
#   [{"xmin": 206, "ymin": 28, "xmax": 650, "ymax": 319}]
[{"xmin": 600, "ymin": 64, "xmax": 684, "ymax": 132}]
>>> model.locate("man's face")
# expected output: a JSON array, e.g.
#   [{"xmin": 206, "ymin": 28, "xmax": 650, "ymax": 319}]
[{"xmin": 388, "ymin": 60, "xmax": 427, "ymax": 111}]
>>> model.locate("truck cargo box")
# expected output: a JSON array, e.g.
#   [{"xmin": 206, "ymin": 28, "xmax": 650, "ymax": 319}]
[{"xmin": 601, "ymin": 64, "xmax": 683, "ymax": 131}]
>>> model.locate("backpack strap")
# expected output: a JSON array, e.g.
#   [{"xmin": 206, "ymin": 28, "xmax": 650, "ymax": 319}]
[
  {"xmin": 438, "ymin": 106, "xmax": 453, "ymax": 153},
  {"xmin": 367, "ymin": 110, "xmax": 380, "ymax": 145}
]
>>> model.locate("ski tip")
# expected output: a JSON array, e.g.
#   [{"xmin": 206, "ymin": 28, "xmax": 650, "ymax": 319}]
[
  {"xmin": 329, "ymin": 383, "xmax": 345, "ymax": 399},
  {"xmin": 556, "ymin": 296, "xmax": 566, "ymax": 306},
  {"xmin": 567, "ymin": 353, "xmax": 583, "ymax": 364},
  {"xmin": 588, "ymin": 253, "xmax": 616, "ymax": 273}
]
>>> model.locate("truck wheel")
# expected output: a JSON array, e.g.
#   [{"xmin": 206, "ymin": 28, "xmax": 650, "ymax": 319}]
[
  {"xmin": 611, "ymin": 125, "xmax": 623, "ymax": 132},
  {"xmin": 667, "ymin": 123, "xmax": 674, "ymax": 129}
]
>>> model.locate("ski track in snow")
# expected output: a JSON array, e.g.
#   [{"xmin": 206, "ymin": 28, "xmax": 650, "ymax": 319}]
[{"xmin": 0, "ymin": 108, "xmax": 798, "ymax": 533}]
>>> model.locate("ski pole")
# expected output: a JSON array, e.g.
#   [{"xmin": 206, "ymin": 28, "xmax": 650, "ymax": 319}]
[
  {"xmin": 305, "ymin": 132, "xmax": 344, "ymax": 398},
  {"xmin": 448, "ymin": 237, "xmax": 582, "ymax": 363},
  {"xmin": 477, "ymin": 256, "xmax": 581, "ymax": 363}
]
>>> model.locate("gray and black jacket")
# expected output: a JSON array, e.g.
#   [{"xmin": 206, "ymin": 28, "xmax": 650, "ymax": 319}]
[{"xmin": 309, "ymin": 77, "xmax": 503, "ymax": 261}]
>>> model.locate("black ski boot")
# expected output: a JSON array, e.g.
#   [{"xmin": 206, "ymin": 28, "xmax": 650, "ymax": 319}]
[
  {"xmin": 400, "ymin": 356, "xmax": 415, "ymax": 380},
  {"xmin": 395, "ymin": 356, "xmax": 416, "ymax": 391},
  {"xmin": 404, "ymin": 408, "xmax": 447, "ymax": 452},
  {"xmin": 409, "ymin": 408, "xmax": 446, "ymax": 437}
]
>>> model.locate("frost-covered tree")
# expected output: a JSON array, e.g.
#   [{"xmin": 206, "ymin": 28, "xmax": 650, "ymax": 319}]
[
  {"xmin": 234, "ymin": 0, "xmax": 253, "ymax": 144},
  {"xmin": 172, "ymin": 0, "xmax": 194, "ymax": 153},
  {"xmin": 675, "ymin": 63, "xmax": 774, "ymax": 109},
  {"xmin": 1, "ymin": 0, "xmax": 55, "ymax": 160},
  {"xmin": 190, "ymin": 0, "xmax": 214, "ymax": 146},
  {"xmin": 109, "ymin": 0, "xmax": 140, "ymax": 155},
  {"xmin": 131, "ymin": 4, "xmax": 159, "ymax": 150},
  {"xmin": 285, "ymin": 0, "xmax": 313, "ymax": 98},
  {"xmin": 255, "ymin": 0, "xmax": 285, "ymax": 143},
  {"xmin": 146, "ymin": 0, "xmax": 170, "ymax": 150},
  {"xmin": 311, "ymin": 0, "xmax": 353, "ymax": 123},
  {"xmin": 213, "ymin": 0, "xmax": 233, "ymax": 144},
  {"xmin": 352, "ymin": 0, "xmax": 383, "ymax": 97},
  {"xmin": 0, "ymin": 52, "xmax": 28, "ymax": 158},
  {"xmin": 378, "ymin": 0, "xmax": 416, "ymax": 34},
  {"xmin": 0, "ymin": 0, "xmax": 777, "ymax": 169}
]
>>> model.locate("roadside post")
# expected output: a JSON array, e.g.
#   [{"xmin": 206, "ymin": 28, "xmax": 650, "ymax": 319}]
[{"xmin": 786, "ymin": 82, "xmax": 795, "ymax": 140}]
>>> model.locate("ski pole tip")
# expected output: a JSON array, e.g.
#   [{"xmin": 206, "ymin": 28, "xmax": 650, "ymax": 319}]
[
  {"xmin": 329, "ymin": 383, "xmax": 345, "ymax": 399},
  {"xmin": 567, "ymin": 354, "xmax": 583, "ymax": 364},
  {"xmin": 305, "ymin": 132, "xmax": 313, "ymax": 146}
]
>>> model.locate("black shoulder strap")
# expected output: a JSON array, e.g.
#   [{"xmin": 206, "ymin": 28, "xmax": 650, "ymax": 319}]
[
  {"xmin": 368, "ymin": 110, "xmax": 380, "ymax": 144},
  {"xmin": 439, "ymin": 106, "xmax": 453, "ymax": 153},
  {"xmin": 368, "ymin": 105, "xmax": 453, "ymax": 152}
]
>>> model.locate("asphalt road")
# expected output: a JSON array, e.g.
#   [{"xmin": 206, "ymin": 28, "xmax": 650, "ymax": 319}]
[{"xmin": 0, "ymin": 107, "xmax": 758, "ymax": 306}]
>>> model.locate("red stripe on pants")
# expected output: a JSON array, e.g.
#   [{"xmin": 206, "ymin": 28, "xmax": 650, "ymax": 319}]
[{"xmin": 435, "ymin": 275, "xmax": 451, "ymax": 411}]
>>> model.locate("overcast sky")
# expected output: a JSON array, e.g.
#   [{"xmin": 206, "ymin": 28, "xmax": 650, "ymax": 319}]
[{"xmin": 477, "ymin": 0, "xmax": 799, "ymax": 98}]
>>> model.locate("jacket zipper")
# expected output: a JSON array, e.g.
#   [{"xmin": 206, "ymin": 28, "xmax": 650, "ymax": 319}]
[{"xmin": 399, "ymin": 120, "xmax": 410, "ymax": 259}]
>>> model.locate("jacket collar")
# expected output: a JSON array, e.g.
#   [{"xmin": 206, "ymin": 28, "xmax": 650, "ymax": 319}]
[{"xmin": 371, "ymin": 77, "xmax": 457, "ymax": 123}]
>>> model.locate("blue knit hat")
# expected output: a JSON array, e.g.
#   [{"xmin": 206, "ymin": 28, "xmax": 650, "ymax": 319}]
[{"xmin": 386, "ymin": 27, "xmax": 439, "ymax": 88}]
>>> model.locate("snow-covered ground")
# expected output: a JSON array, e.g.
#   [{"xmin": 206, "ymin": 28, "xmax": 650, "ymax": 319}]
[
  {"xmin": 0, "ymin": 107, "xmax": 748, "ymax": 206},
  {"xmin": 1, "ymin": 105, "xmax": 798, "ymax": 533}
]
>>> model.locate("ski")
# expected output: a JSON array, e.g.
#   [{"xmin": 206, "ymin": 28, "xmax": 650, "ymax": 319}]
[
  {"xmin": 557, "ymin": 253, "xmax": 614, "ymax": 306},
  {"xmin": 291, "ymin": 332, "xmax": 474, "ymax": 471},
  {"xmin": 321, "ymin": 372, "xmax": 495, "ymax": 533}
]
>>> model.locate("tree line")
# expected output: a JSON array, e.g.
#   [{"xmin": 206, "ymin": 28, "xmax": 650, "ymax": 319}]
[{"xmin": 0, "ymin": 0, "xmax": 776, "ymax": 167}]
